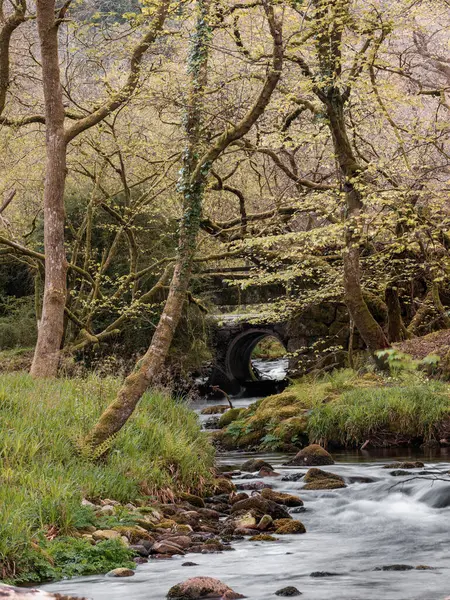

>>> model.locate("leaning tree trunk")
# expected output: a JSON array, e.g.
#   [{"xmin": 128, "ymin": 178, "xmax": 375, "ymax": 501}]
[
  {"xmin": 30, "ymin": 0, "xmax": 68, "ymax": 377},
  {"xmin": 85, "ymin": 0, "xmax": 213, "ymax": 448},
  {"xmin": 86, "ymin": 0, "xmax": 284, "ymax": 449}
]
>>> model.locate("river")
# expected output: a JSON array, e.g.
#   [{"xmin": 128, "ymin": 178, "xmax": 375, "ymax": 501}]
[{"xmin": 42, "ymin": 360, "xmax": 450, "ymax": 600}]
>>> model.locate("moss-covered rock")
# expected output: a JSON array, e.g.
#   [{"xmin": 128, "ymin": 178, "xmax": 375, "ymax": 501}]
[
  {"xmin": 241, "ymin": 459, "xmax": 273, "ymax": 472},
  {"xmin": 210, "ymin": 477, "xmax": 236, "ymax": 495},
  {"xmin": 249, "ymin": 534, "xmax": 277, "ymax": 542},
  {"xmin": 273, "ymin": 416, "xmax": 308, "ymax": 444},
  {"xmin": 179, "ymin": 493, "xmax": 205, "ymax": 508},
  {"xmin": 261, "ymin": 488, "xmax": 303, "ymax": 507},
  {"xmin": 287, "ymin": 444, "xmax": 334, "ymax": 466},
  {"xmin": 382, "ymin": 461, "xmax": 424, "ymax": 469},
  {"xmin": 200, "ymin": 405, "xmax": 229, "ymax": 415},
  {"xmin": 112, "ymin": 526, "xmax": 154, "ymax": 544},
  {"xmin": 274, "ymin": 520, "xmax": 306, "ymax": 535},
  {"xmin": 218, "ymin": 408, "xmax": 244, "ymax": 428},
  {"xmin": 302, "ymin": 468, "xmax": 346, "ymax": 490}
]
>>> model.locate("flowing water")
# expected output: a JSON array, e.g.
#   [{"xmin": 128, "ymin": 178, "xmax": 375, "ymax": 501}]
[{"xmin": 42, "ymin": 360, "xmax": 450, "ymax": 600}]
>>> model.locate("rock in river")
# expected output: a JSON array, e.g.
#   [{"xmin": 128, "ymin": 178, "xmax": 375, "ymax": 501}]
[
  {"xmin": 261, "ymin": 488, "xmax": 303, "ymax": 507},
  {"xmin": 275, "ymin": 587, "xmax": 302, "ymax": 596},
  {"xmin": 230, "ymin": 495, "xmax": 290, "ymax": 520},
  {"xmin": 241, "ymin": 459, "xmax": 273, "ymax": 472},
  {"xmin": 106, "ymin": 568, "xmax": 135, "ymax": 577},
  {"xmin": 286, "ymin": 444, "xmax": 334, "ymax": 466},
  {"xmin": 167, "ymin": 577, "xmax": 245, "ymax": 599},
  {"xmin": 302, "ymin": 468, "xmax": 346, "ymax": 490}
]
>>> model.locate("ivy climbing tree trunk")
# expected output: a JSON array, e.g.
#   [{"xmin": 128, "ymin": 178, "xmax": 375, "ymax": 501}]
[
  {"xmin": 86, "ymin": 0, "xmax": 284, "ymax": 449},
  {"xmin": 30, "ymin": 0, "xmax": 68, "ymax": 377}
]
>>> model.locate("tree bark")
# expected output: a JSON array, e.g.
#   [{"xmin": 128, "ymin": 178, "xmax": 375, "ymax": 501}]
[
  {"xmin": 309, "ymin": 0, "xmax": 389, "ymax": 353},
  {"xmin": 385, "ymin": 286, "xmax": 405, "ymax": 342},
  {"xmin": 30, "ymin": 0, "xmax": 68, "ymax": 377},
  {"xmin": 86, "ymin": 0, "xmax": 284, "ymax": 449}
]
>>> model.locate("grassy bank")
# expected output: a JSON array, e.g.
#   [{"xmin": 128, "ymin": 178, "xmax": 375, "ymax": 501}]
[
  {"xmin": 215, "ymin": 370, "xmax": 450, "ymax": 451},
  {"xmin": 0, "ymin": 373, "xmax": 214, "ymax": 584}
]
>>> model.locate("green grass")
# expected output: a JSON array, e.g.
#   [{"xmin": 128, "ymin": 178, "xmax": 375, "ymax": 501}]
[
  {"xmin": 0, "ymin": 373, "xmax": 214, "ymax": 583},
  {"xmin": 218, "ymin": 368, "xmax": 450, "ymax": 451},
  {"xmin": 307, "ymin": 379, "xmax": 450, "ymax": 447}
]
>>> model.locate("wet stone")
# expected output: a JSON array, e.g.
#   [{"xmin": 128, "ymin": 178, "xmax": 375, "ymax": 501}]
[
  {"xmin": 275, "ymin": 587, "xmax": 302, "ymax": 597},
  {"xmin": 310, "ymin": 572, "xmax": 341, "ymax": 577},
  {"xmin": 281, "ymin": 473, "xmax": 304, "ymax": 482}
]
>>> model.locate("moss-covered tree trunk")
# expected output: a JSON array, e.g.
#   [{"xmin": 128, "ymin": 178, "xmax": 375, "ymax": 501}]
[
  {"xmin": 328, "ymin": 100, "xmax": 389, "ymax": 352},
  {"xmin": 311, "ymin": 0, "xmax": 389, "ymax": 353},
  {"xmin": 86, "ymin": 0, "xmax": 284, "ymax": 449}
]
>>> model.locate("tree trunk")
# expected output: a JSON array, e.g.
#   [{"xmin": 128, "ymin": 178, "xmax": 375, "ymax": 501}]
[
  {"xmin": 85, "ymin": 0, "xmax": 213, "ymax": 448},
  {"xmin": 86, "ymin": 0, "xmax": 284, "ymax": 449},
  {"xmin": 385, "ymin": 286, "xmax": 405, "ymax": 342},
  {"xmin": 30, "ymin": 0, "xmax": 68, "ymax": 377},
  {"xmin": 324, "ymin": 95, "xmax": 389, "ymax": 352}
]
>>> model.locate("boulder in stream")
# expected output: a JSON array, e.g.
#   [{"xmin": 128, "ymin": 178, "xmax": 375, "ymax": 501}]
[
  {"xmin": 230, "ymin": 495, "xmax": 291, "ymax": 520},
  {"xmin": 261, "ymin": 488, "xmax": 304, "ymax": 507},
  {"xmin": 275, "ymin": 587, "xmax": 302, "ymax": 597},
  {"xmin": 167, "ymin": 577, "xmax": 245, "ymax": 599},
  {"xmin": 373, "ymin": 565, "xmax": 415, "ymax": 571},
  {"xmin": 240, "ymin": 459, "xmax": 274, "ymax": 473},
  {"xmin": 106, "ymin": 568, "xmax": 135, "ymax": 577},
  {"xmin": 382, "ymin": 461, "xmax": 424, "ymax": 469},
  {"xmin": 286, "ymin": 445, "xmax": 334, "ymax": 466},
  {"xmin": 302, "ymin": 468, "xmax": 346, "ymax": 490}
]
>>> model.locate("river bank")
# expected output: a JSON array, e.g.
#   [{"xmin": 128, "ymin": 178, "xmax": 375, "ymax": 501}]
[
  {"xmin": 2, "ymin": 368, "xmax": 450, "ymax": 599},
  {"xmin": 213, "ymin": 369, "xmax": 450, "ymax": 452}
]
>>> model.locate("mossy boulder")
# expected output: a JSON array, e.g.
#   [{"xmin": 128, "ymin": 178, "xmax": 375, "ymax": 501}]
[
  {"xmin": 287, "ymin": 444, "xmax": 334, "ymax": 466},
  {"xmin": 382, "ymin": 461, "xmax": 424, "ymax": 469},
  {"xmin": 274, "ymin": 520, "xmax": 306, "ymax": 534},
  {"xmin": 218, "ymin": 408, "xmax": 244, "ymax": 428},
  {"xmin": 210, "ymin": 478, "xmax": 236, "ymax": 495},
  {"xmin": 303, "ymin": 468, "xmax": 346, "ymax": 490},
  {"xmin": 179, "ymin": 493, "xmax": 205, "ymax": 508},
  {"xmin": 241, "ymin": 459, "xmax": 273, "ymax": 472},
  {"xmin": 249, "ymin": 534, "xmax": 277, "ymax": 542},
  {"xmin": 261, "ymin": 488, "xmax": 303, "ymax": 507},
  {"xmin": 112, "ymin": 526, "xmax": 154, "ymax": 544}
]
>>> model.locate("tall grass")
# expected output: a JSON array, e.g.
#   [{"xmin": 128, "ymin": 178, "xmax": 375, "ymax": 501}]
[
  {"xmin": 0, "ymin": 373, "xmax": 214, "ymax": 582},
  {"xmin": 307, "ymin": 381, "xmax": 450, "ymax": 446}
]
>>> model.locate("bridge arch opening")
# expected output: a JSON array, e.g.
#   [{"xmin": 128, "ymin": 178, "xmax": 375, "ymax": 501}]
[{"xmin": 226, "ymin": 330, "xmax": 287, "ymax": 384}]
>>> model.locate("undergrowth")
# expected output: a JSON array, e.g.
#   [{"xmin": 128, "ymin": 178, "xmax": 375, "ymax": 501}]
[{"xmin": 0, "ymin": 373, "xmax": 214, "ymax": 583}]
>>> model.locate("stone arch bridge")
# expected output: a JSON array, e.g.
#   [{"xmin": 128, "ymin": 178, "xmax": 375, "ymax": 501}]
[{"xmin": 200, "ymin": 268, "xmax": 352, "ymax": 395}]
